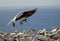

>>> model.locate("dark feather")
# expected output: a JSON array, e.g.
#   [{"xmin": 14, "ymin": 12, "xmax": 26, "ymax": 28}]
[{"xmin": 15, "ymin": 8, "xmax": 37, "ymax": 21}]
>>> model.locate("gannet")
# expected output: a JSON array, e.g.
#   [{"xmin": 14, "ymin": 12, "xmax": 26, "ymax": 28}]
[{"xmin": 8, "ymin": 8, "xmax": 37, "ymax": 27}]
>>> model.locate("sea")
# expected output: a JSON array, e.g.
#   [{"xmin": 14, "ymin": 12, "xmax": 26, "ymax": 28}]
[{"xmin": 0, "ymin": 7, "xmax": 60, "ymax": 33}]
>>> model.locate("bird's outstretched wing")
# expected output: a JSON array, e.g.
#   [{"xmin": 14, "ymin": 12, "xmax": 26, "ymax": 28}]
[
  {"xmin": 22, "ymin": 8, "xmax": 37, "ymax": 18},
  {"xmin": 14, "ymin": 11, "xmax": 24, "ymax": 21},
  {"xmin": 15, "ymin": 8, "xmax": 37, "ymax": 21},
  {"xmin": 7, "ymin": 8, "xmax": 37, "ymax": 27}
]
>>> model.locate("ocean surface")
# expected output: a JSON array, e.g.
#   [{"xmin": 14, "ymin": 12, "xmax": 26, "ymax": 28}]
[{"xmin": 0, "ymin": 7, "xmax": 60, "ymax": 33}]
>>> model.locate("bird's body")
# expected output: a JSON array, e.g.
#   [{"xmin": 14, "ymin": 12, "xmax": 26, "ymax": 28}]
[
  {"xmin": 8, "ymin": 8, "xmax": 37, "ymax": 27},
  {"xmin": 15, "ymin": 8, "xmax": 37, "ymax": 21}
]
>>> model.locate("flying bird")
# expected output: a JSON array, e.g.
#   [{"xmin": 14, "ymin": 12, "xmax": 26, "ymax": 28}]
[{"xmin": 8, "ymin": 8, "xmax": 37, "ymax": 27}]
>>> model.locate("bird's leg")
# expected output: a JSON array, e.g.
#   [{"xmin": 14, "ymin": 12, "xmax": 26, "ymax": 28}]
[
  {"xmin": 12, "ymin": 22, "xmax": 15, "ymax": 27},
  {"xmin": 23, "ymin": 17, "xmax": 27, "ymax": 22},
  {"xmin": 20, "ymin": 21, "xmax": 23, "ymax": 25},
  {"xmin": 20, "ymin": 17, "xmax": 27, "ymax": 25},
  {"xmin": 20, "ymin": 19, "xmax": 27, "ymax": 25},
  {"xmin": 24, "ymin": 18, "xmax": 27, "ymax": 23}
]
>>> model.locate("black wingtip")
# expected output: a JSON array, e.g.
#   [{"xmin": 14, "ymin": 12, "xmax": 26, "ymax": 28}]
[{"xmin": 34, "ymin": 8, "xmax": 37, "ymax": 10}]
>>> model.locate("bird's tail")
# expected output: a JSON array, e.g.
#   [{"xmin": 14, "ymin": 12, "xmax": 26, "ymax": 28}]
[{"xmin": 7, "ymin": 20, "xmax": 15, "ymax": 27}]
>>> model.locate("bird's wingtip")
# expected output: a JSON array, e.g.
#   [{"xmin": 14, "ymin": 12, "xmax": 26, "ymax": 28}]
[{"xmin": 35, "ymin": 8, "xmax": 37, "ymax": 10}]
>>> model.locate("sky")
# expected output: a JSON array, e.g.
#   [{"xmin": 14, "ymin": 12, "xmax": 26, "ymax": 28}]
[{"xmin": 0, "ymin": 0, "xmax": 60, "ymax": 7}]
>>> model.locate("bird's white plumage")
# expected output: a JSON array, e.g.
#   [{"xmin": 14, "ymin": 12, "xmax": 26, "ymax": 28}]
[
  {"xmin": 8, "ymin": 8, "xmax": 36, "ymax": 27},
  {"xmin": 51, "ymin": 26, "xmax": 57, "ymax": 32},
  {"xmin": 17, "ymin": 33, "xmax": 23, "ymax": 35},
  {"xmin": 7, "ymin": 11, "xmax": 23, "ymax": 26},
  {"xmin": 10, "ymin": 33, "xmax": 16, "ymax": 37},
  {"xmin": 15, "ymin": 11, "xmax": 23, "ymax": 20}
]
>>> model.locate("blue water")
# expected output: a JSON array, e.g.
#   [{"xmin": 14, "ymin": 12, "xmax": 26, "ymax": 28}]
[{"xmin": 0, "ymin": 7, "xmax": 60, "ymax": 33}]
